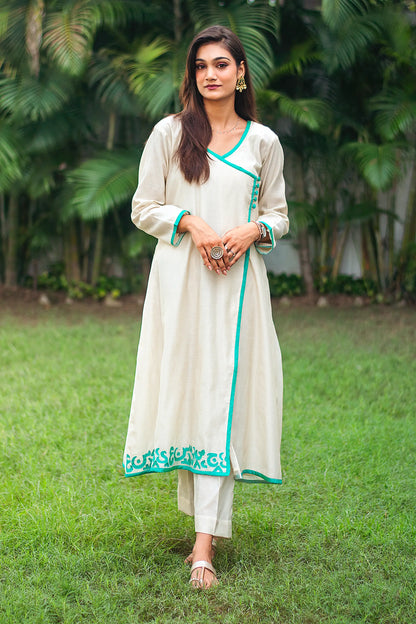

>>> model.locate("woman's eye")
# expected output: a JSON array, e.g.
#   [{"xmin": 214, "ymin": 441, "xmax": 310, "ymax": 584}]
[
  {"xmin": 217, "ymin": 63, "xmax": 228, "ymax": 69},
  {"xmin": 196, "ymin": 64, "xmax": 205, "ymax": 71}
]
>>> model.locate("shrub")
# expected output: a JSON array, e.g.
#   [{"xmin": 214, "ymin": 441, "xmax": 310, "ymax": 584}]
[{"xmin": 267, "ymin": 272, "xmax": 305, "ymax": 297}]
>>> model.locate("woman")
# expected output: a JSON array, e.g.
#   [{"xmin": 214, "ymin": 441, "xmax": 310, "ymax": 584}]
[{"xmin": 123, "ymin": 25, "xmax": 289, "ymax": 589}]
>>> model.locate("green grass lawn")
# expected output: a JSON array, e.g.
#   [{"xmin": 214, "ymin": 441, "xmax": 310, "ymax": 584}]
[{"xmin": 0, "ymin": 302, "xmax": 415, "ymax": 624}]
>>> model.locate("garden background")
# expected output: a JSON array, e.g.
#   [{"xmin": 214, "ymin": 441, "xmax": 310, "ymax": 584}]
[{"xmin": 0, "ymin": 0, "xmax": 415, "ymax": 302}]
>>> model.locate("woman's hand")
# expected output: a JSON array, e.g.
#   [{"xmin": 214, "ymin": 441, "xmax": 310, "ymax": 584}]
[
  {"xmin": 222, "ymin": 222, "xmax": 260, "ymax": 268},
  {"xmin": 177, "ymin": 214, "xmax": 230, "ymax": 275}
]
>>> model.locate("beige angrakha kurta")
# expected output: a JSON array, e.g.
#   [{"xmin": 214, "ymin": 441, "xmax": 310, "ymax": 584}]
[{"xmin": 123, "ymin": 115, "xmax": 289, "ymax": 483}]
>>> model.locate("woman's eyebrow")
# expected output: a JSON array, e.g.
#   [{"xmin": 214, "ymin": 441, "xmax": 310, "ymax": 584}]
[{"xmin": 195, "ymin": 56, "xmax": 232, "ymax": 62}]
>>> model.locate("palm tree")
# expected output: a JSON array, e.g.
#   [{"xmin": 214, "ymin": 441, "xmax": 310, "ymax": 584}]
[
  {"xmin": 0, "ymin": 0, "xmax": 149, "ymax": 286},
  {"xmin": 262, "ymin": 0, "xmax": 415, "ymax": 297}
]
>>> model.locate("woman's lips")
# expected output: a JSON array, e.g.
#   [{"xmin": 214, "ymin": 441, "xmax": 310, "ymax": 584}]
[{"xmin": 206, "ymin": 85, "xmax": 220, "ymax": 90}]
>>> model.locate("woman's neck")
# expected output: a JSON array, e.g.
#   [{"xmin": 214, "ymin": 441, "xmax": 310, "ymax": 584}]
[{"xmin": 204, "ymin": 100, "xmax": 240, "ymax": 132}]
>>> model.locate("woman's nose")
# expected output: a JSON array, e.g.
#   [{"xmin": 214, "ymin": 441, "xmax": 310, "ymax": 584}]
[{"xmin": 206, "ymin": 65, "xmax": 216, "ymax": 79}]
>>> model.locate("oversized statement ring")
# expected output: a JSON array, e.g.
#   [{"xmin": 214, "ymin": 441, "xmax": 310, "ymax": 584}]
[{"xmin": 210, "ymin": 246, "xmax": 224, "ymax": 260}]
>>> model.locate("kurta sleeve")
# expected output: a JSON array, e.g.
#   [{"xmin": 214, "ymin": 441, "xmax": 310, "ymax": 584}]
[
  {"xmin": 255, "ymin": 133, "xmax": 289, "ymax": 255},
  {"xmin": 131, "ymin": 120, "xmax": 189, "ymax": 246}
]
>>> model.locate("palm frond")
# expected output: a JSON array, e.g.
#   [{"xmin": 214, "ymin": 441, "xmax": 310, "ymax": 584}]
[
  {"xmin": 23, "ymin": 105, "xmax": 90, "ymax": 153},
  {"xmin": 371, "ymin": 89, "xmax": 416, "ymax": 141},
  {"xmin": 88, "ymin": 49, "xmax": 141, "ymax": 115},
  {"xmin": 21, "ymin": 156, "xmax": 58, "ymax": 199},
  {"xmin": 340, "ymin": 200, "xmax": 400, "ymax": 225},
  {"xmin": 137, "ymin": 67, "xmax": 181, "ymax": 119},
  {"xmin": 286, "ymin": 200, "xmax": 318, "ymax": 234},
  {"xmin": 272, "ymin": 41, "xmax": 320, "ymax": 78},
  {"xmin": 64, "ymin": 149, "xmax": 139, "ymax": 221},
  {"xmin": 42, "ymin": 4, "xmax": 98, "ymax": 76},
  {"xmin": 258, "ymin": 90, "xmax": 332, "ymax": 131},
  {"xmin": 319, "ymin": 13, "xmax": 383, "ymax": 72},
  {"xmin": 0, "ymin": 1, "xmax": 27, "ymax": 68},
  {"xmin": 321, "ymin": 0, "xmax": 369, "ymax": 31},
  {"xmin": 343, "ymin": 142, "xmax": 405, "ymax": 191},
  {"xmin": 190, "ymin": 0, "xmax": 279, "ymax": 38},
  {"xmin": 85, "ymin": 0, "xmax": 152, "ymax": 28},
  {"xmin": 236, "ymin": 26, "xmax": 274, "ymax": 89},
  {"xmin": 126, "ymin": 37, "xmax": 173, "ymax": 96},
  {"xmin": 0, "ymin": 69, "xmax": 73, "ymax": 121},
  {"xmin": 0, "ymin": 121, "xmax": 24, "ymax": 191},
  {"xmin": 124, "ymin": 37, "xmax": 179, "ymax": 119}
]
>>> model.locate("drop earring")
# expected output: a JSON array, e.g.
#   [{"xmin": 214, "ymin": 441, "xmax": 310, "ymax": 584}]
[{"xmin": 235, "ymin": 75, "xmax": 247, "ymax": 93}]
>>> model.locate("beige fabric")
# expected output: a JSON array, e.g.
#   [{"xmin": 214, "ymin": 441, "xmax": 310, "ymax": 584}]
[
  {"xmin": 177, "ymin": 469, "xmax": 235, "ymax": 538},
  {"xmin": 123, "ymin": 115, "xmax": 288, "ymax": 484}
]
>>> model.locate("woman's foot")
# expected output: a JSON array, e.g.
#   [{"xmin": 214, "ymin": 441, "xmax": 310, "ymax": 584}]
[
  {"xmin": 188, "ymin": 533, "xmax": 218, "ymax": 589},
  {"xmin": 185, "ymin": 537, "xmax": 217, "ymax": 565}
]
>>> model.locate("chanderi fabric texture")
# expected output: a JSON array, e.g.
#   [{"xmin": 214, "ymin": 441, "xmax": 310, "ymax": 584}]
[{"xmin": 123, "ymin": 116, "xmax": 289, "ymax": 484}]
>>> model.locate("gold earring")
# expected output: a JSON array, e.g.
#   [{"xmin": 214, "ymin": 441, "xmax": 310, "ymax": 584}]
[{"xmin": 236, "ymin": 75, "xmax": 247, "ymax": 93}]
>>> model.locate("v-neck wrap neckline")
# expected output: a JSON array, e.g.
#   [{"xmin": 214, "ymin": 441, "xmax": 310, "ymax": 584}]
[{"xmin": 208, "ymin": 120, "xmax": 251, "ymax": 159}]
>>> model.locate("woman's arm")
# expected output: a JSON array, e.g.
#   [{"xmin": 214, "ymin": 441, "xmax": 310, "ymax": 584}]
[
  {"xmin": 254, "ymin": 133, "xmax": 289, "ymax": 255},
  {"xmin": 131, "ymin": 121, "xmax": 190, "ymax": 247}
]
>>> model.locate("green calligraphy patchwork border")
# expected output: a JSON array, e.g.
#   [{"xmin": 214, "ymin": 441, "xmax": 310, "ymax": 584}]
[{"xmin": 124, "ymin": 446, "xmax": 228, "ymax": 477}]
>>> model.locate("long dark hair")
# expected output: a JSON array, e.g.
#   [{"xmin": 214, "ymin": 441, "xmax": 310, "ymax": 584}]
[{"xmin": 176, "ymin": 25, "xmax": 257, "ymax": 184}]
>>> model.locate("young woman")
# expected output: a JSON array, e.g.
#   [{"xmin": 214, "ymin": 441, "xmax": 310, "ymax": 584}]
[{"xmin": 123, "ymin": 25, "xmax": 289, "ymax": 589}]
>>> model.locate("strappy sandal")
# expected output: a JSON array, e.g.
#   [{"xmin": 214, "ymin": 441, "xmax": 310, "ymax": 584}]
[
  {"xmin": 189, "ymin": 560, "xmax": 219, "ymax": 589},
  {"xmin": 185, "ymin": 538, "xmax": 217, "ymax": 566}
]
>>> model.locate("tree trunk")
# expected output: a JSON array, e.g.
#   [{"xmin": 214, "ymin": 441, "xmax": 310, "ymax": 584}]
[
  {"xmin": 173, "ymin": 0, "xmax": 182, "ymax": 44},
  {"xmin": 91, "ymin": 217, "xmax": 104, "ymax": 286},
  {"xmin": 64, "ymin": 221, "xmax": 81, "ymax": 282},
  {"xmin": 386, "ymin": 188, "xmax": 396, "ymax": 287},
  {"xmin": 401, "ymin": 161, "xmax": 416, "ymax": 250},
  {"xmin": 26, "ymin": 0, "xmax": 44, "ymax": 77},
  {"xmin": 5, "ymin": 195, "xmax": 19, "ymax": 287},
  {"xmin": 293, "ymin": 155, "xmax": 315, "ymax": 299},
  {"xmin": 331, "ymin": 224, "xmax": 350, "ymax": 280}
]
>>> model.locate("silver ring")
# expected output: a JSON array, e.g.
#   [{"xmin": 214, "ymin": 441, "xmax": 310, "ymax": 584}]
[
  {"xmin": 230, "ymin": 250, "xmax": 236, "ymax": 258},
  {"xmin": 210, "ymin": 246, "xmax": 224, "ymax": 260}
]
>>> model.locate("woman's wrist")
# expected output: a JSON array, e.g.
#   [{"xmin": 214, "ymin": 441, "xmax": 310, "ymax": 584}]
[
  {"xmin": 248, "ymin": 221, "xmax": 260, "ymax": 243},
  {"xmin": 177, "ymin": 213, "xmax": 194, "ymax": 233}
]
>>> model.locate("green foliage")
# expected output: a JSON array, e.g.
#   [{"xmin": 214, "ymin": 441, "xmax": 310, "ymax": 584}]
[
  {"xmin": 64, "ymin": 150, "xmax": 139, "ymax": 221},
  {"xmin": 317, "ymin": 274, "xmax": 378, "ymax": 297},
  {"xmin": 0, "ymin": 70, "xmax": 74, "ymax": 121},
  {"xmin": 372, "ymin": 88, "xmax": 416, "ymax": 141},
  {"xmin": 258, "ymin": 91, "xmax": 332, "ymax": 131},
  {"xmin": 34, "ymin": 269, "xmax": 140, "ymax": 300},
  {"xmin": 267, "ymin": 271, "xmax": 380, "ymax": 298},
  {"xmin": 343, "ymin": 142, "xmax": 406, "ymax": 191},
  {"xmin": 321, "ymin": 0, "xmax": 369, "ymax": 31},
  {"xmin": 267, "ymin": 272, "xmax": 304, "ymax": 297},
  {"xmin": 0, "ymin": 121, "xmax": 23, "ymax": 190},
  {"xmin": 394, "ymin": 242, "xmax": 416, "ymax": 302}
]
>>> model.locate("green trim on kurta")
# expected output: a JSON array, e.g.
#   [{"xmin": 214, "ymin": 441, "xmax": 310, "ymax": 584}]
[
  {"xmin": 221, "ymin": 121, "xmax": 251, "ymax": 158},
  {"xmin": 236, "ymin": 469, "xmax": 283, "ymax": 484},
  {"xmin": 223, "ymin": 247, "xmax": 251, "ymax": 474},
  {"xmin": 170, "ymin": 210, "xmax": 190, "ymax": 246},
  {"xmin": 255, "ymin": 221, "xmax": 275, "ymax": 255},
  {"xmin": 124, "ymin": 445, "xmax": 227, "ymax": 477},
  {"xmin": 207, "ymin": 150, "xmax": 258, "ymax": 181},
  {"xmin": 223, "ymin": 173, "xmax": 259, "ymax": 474}
]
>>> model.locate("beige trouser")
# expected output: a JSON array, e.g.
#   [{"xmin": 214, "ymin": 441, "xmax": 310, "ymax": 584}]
[{"xmin": 177, "ymin": 470, "xmax": 235, "ymax": 538}]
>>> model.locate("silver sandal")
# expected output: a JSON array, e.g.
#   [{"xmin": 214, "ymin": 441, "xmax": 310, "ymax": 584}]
[{"xmin": 189, "ymin": 560, "xmax": 219, "ymax": 589}]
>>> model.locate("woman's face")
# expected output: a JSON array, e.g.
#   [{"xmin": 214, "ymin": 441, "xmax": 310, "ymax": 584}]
[{"xmin": 194, "ymin": 42, "xmax": 244, "ymax": 103}]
